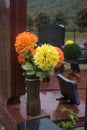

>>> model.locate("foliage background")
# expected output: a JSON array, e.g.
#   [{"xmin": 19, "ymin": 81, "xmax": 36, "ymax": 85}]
[
  {"xmin": 27, "ymin": 0, "xmax": 87, "ymax": 20},
  {"xmin": 27, "ymin": 0, "xmax": 87, "ymax": 43}
]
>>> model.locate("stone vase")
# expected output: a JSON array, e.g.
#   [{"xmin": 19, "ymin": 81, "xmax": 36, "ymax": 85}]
[{"xmin": 25, "ymin": 78, "xmax": 41, "ymax": 116}]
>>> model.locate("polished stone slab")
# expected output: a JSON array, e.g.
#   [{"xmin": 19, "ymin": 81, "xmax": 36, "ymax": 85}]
[
  {"xmin": 74, "ymin": 127, "xmax": 84, "ymax": 130},
  {"xmin": 0, "ymin": 0, "xmax": 26, "ymax": 105},
  {"xmin": 0, "ymin": 71, "xmax": 86, "ymax": 130},
  {"xmin": 18, "ymin": 118, "xmax": 84, "ymax": 130},
  {"xmin": 18, "ymin": 118, "xmax": 61, "ymax": 130}
]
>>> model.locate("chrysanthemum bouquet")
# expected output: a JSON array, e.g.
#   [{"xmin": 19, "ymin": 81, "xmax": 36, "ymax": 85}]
[{"xmin": 15, "ymin": 31, "xmax": 64, "ymax": 81}]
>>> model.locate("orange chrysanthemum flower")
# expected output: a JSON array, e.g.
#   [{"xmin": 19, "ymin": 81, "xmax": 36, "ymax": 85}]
[
  {"xmin": 15, "ymin": 32, "xmax": 38, "ymax": 54},
  {"xmin": 30, "ymin": 47, "xmax": 36, "ymax": 55},
  {"xmin": 15, "ymin": 32, "xmax": 38, "ymax": 64},
  {"xmin": 14, "ymin": 31, "xmax": 64, "ymax": 81},
  {"xmin": 17, "ymin": 47, "xmax": 36, "ymax": 65},
  {"xmin": 18, "ymin": 53, "xmax": 25, "ymax": 64},
  {"xmin": 55, "ymin": 47, "xmax": 64, "ymax": 68}
]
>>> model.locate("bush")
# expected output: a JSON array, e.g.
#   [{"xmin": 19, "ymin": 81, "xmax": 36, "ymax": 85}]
[{"xmin": 63, "ymin": 40, "xmax": 82, "ymax": 60}]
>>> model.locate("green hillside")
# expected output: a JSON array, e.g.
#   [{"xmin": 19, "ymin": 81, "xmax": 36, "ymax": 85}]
[{"xmin": 27, "ymin": 0, "xmax": 87, "ymax": 19}]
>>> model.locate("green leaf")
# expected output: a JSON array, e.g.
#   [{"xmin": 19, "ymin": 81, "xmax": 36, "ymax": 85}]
[
  {"xmin": 60, "ymin": 107, "xmax": 78, "ymax": 130},
  {"xmin": 26, "ymin": 70, "xmax": 35, "ymax": 75},
  {"xmin": 49, "ymin": 69, "xmax": 54, "ymax": 75},
  {"xmin": 21, "ymin": 62, "xmax": 33, "ymax": 71},
  {"xmin": 36, "ymin": 71, "xmax": 46, "ymax": 81},
  {"xmin": 61, "ymin": 107, "xmax": 67, "ymax": 112},
  {"xmin": 36, "ymin": 71, "xmax": 45, "ymax": 77},
  {"xmin": 69, "ymin": 114, "xmax": 74, "ymax": 120}
]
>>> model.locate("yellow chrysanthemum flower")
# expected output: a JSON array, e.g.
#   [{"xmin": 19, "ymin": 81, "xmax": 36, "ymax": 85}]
[
  {"xmin": 34, "ymin": 44, "xmax": 59, "ymax": 71},
  {"xmin": 15, "ymin": 31, "xmax": 64, "ymax": 81},
  {"xmin": 65, "ymin": 40, "xmax": 74, "ymax": 45}
]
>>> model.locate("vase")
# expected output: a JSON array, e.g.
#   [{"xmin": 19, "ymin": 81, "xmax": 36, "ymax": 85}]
[{"xmin": 25, "ymin": 78, "xmax": 41, "ymax": 116}]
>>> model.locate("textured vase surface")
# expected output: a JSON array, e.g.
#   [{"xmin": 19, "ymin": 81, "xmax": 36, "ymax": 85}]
[{"xmin": 25, "ymin": 78, "xmax": 41, "ymax": 116}]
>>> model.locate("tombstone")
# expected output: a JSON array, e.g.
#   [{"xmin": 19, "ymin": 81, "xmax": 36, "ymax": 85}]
[
  {"xmin": 38, "ymin": 24, "xmax": 65, "ymax": 48},
  {"xmin": 38, "ymin": 24, "xmax": 65, "ymax": 72},
  {"xmin": 0, "ymin": 0, "xmax": 26, "ymax": 105}
]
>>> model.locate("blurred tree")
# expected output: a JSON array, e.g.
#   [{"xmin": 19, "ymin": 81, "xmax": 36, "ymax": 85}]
[
  {"xmin": 27, "ymin": 16, "xmax": 34, "ymax": 31},
  {"xmin": 35, "ymin": 12, "xmax": 50, "ymax": 29},
  {"xmin": 75, "ymin": 4, "xmax": 87, "ymax": 30},
  {"xmin": 52, "ymin": 11, "xmax": 68, "ymax": 26}
]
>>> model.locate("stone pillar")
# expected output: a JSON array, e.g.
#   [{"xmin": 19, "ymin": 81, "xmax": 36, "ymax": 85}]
[{"xmin": 0, "ymin": 0, "xmax": 26, "ymax": 105}]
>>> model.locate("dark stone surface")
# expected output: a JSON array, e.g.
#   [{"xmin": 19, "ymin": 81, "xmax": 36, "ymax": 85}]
[
  {"xmin": 57, "ymin": 74, "xmax": 80, "ymax": 105},
  {"xmin": 18, "ymin": 118, "xmax": 61, "ymax": 130},
  {"xmin": 0, "ymin": 0, "xmax": 26, "ymax": 105},
  {"xmin": 0, "ymin": 0, "xmax": 11, "ymax": 105},
  {"xmin": 18, "ymin": 118, "xmax": 84, "ymax": 130},
  {"xmin": 78, "ymin": 49, "xmax": 87, "ymax": 64},
  {"xmin": 0, "ymin": 100, "xmax": 50, "ymax": 130},
  {"xmin": 74, "ymin": 127, "xmax": 84, "ymax": 130},
  {"xmin": 70, "ymin": 63, "xmax": 80, "ymax": 73},
  {"xmin": 38, "ymin": 24, "xmax": 65, "ymax": 48}
]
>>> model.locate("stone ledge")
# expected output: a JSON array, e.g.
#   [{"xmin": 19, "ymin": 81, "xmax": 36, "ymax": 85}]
[{"xmin": 0, "ymin": 102, "xmax": 50, "ymax": 130}]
